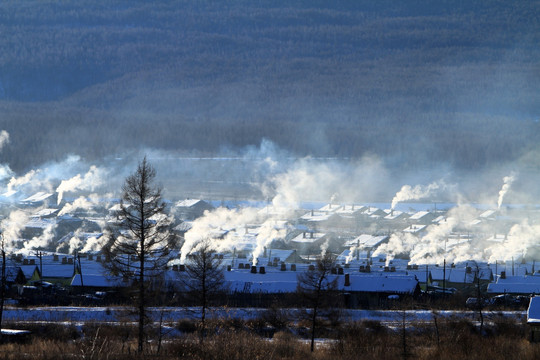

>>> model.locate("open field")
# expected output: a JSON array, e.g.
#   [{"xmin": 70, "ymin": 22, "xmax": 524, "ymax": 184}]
[{"xmin": 0, "ymin": 307, "xmax": 538, "ymax": 359}]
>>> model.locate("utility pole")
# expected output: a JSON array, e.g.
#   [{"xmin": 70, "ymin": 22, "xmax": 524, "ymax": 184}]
[
  {"xmin": 442, "ymin": 258, "xmax": 446, "ymax": 298},
  {"xmin": 35, "ymin": 251, "xmax": 43, "ymax": 286},
  {"xmin": 78, "ymin": 253, "xmax": 84, "ymax": 292}
]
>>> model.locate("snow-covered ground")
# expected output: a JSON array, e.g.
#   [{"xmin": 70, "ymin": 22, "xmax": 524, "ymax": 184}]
[{"xmin": 1, "ymin": 306, "xmax": 526, "ymax": 324}]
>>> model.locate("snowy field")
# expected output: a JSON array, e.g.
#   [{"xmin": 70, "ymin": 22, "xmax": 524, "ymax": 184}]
[{"xmin": 2, "ymin": 306, "xmax": 526, "ymax": 325}]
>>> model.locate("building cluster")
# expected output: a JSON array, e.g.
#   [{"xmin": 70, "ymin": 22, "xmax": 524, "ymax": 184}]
[{"xmin": 1, "ymin": 191, "xmax": 540, "ymax": 307}]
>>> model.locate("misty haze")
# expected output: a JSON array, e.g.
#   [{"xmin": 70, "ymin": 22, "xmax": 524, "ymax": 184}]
[{"xmin": 0, "ymin": 1, "xmax": 539, "ymax": 359}]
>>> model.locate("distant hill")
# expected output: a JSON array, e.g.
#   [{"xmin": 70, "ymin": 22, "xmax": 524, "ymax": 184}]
[{"xmin": 0, "ymin": 0, "xmax": 538, "ymax": 171}]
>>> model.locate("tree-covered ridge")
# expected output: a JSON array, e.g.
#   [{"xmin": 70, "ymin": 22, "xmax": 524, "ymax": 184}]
[{"xmin": 0, "ymin": 0, "xmax": 537, "ymax": 171}]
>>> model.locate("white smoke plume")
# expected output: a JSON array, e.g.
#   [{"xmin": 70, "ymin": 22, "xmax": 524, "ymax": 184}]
[
  {"xmin": 6, "ymin": 169, "xmax": 38, "ymax": 193},
  {"xmin": 65, "ymin": 229, "xmax": 84, "ymax": 254},
  {"xmin": 497, "ymin": 172, "xmax": 517, "ymax": 209},
  {"xmin": 58, "ymin": 194, "xmax": 103, "ymax": 216},
  {"xmin": 56, "ymin": 165, "xmax": 106, "ymax": 204},
  {"xmin": 0, "ymin": 130, "xmax": 9, "ymax": 152},
  {"xmin": 81, "ymin": 231, "xmax": 108, "ymax": 253},
  {"xmin": 23, "ymin": 222, "xmax": 56, "ymax": 251},
  {"xmin": 0, "ymin": 164, "xmax": 14, "ymax": 183},
  {"xmin": 320, "ymin": 238, "xmax": 329, "ymax": 258},
  {"xmin": 372, "ymin": 232, "xmax": 418, "ymax": 266},
  {"xmin": 487, "ymin": 220, "xmax": 540, "ymax": 263},
  {"xmin": 180, "ymin": 206, "xmax": 260, "ymax": 264},
  {"xmin": 0, "ymin": 210, "xmax": 30, "ymax": 249},
  {"xmin": 391, "ymin": 180, "xmax": 446, "ymax": 210},
  {"xmin": 251, "ymin": 220, "xmax": 289, "ymax": 266},
  {"xmin": 372, "ymin": 204, "xmax": 479, "ymax": 265}
]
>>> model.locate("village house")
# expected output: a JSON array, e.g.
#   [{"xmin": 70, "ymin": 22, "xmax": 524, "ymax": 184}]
[
  {"xmin": 527, "ymin": 296, "xmax": 540, "ymax": 342},
  {"xmin": 174, "ymin": 199, "xmax": 214, "ymax": 220}
]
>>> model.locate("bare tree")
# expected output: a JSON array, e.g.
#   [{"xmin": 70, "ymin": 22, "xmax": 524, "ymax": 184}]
[
  {"xmin": 297, "ymin": 252, "xmax": 339, "ymax": 352},
  {"xmin": 0, "ymin": 233, "xmax": 6, "ymax": 339},
  {"xmin": 180, "ymin": 239, "xmax": 226, "ymax": 341},
  {"xmin": 103, "ymin": 157, "xmax": 175, "ymax": 354}
]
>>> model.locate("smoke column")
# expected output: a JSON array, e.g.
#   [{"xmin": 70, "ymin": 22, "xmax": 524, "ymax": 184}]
[
  {"xmin": 56, "ymin": 165, "xmax": 106, "ymax": 204},
  {"xmin": 391, "ymin": 181, "xmax": 444, "ymax": 210},
  {"xmin": 497, "ymin": 172, "xmax": 517, "ymax": 209},
  {"xmin": 0, "ymin": 130, "xmax": 9, "ymax": 151}
]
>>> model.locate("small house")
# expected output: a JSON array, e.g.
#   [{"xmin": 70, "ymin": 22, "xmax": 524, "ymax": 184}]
[{"xmin": 527, "ymin": 296, "xmax": 540, "ymax": 342}]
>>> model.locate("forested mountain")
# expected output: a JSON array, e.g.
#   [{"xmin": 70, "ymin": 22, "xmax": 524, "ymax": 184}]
[{"xmin": 0, "ymin": 0, "xmax": 538, "ymax": 172}]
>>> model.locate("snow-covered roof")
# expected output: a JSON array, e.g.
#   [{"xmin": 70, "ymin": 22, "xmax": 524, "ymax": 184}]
[
  {"xmin": 33, "ymin": 208, "xmax": 60, "ymax": 218},
  {"xmin": 479, "ymin": 209, "xmax": 497, "ymax": 219},
  {"xmin": 363, "ymin": 207, "xmax": 385, "ymax": 216},
  {"xmin": 528, "ymin": 296, "xmax": 540, "ymax": 324},
  {"xmin": 402, "ymin": 224, "xmax": 427, "ymax": 234},
  {"xmin": 174, "ymin": 221, "xmax": 193, "ymax": 232},
  {"xmin": 383, "ymin": 210, "xmax": 408, "ymax": 220},
  {"xmin": 409, "ymin": 211, "xmax": 430, "ymax": 220},
  {"xmin": 342, "ymin": 273, "xmax": 419, "ymax": 294},
  {"xmin": 488, "ymin": 275, "xmax": 540, "ymax": 294},
  {"xmin": 300, "ymin": 211, "xmax": 334, "ymax": 222},
  {"xmin": 176, "ymin": 199, "xmax": 206, "ymax": 208},
  {"xmin": 343, "ymin": 234, "xmax": 388, "ymax": 248},
  {"xmin": 291, "ymin": 232, "xmax": 326, "ymax": 243},
  {"xmin": 22, "ymin": 192, "xmax": 53, "ymax": 203},
  {"xmin": 318, "ymin": 204, "xmax": 342, "ymax": 213},
  {"xmin": 25, "ymin": 217, "xmax": 56, "ymax": 229},
  {"xmin": 432, "ymin": 215, "xmax": 446, "ymax": 224},
  {"xmin": 255, "ymin": 249, "xmax": 295, "ymax": 264},
  {"xmin": 2, "ymin": 189, "xmax": 18, "ymax": 198},
  {"xmin": 430, "ymin": 268, "xmax": 475, "ymax": 284},
  {"xmin": 71, "ymin": 274, "xmax": 122, "ymax": 288},
  {"xmin": 335, "ymin": 205, "xmax": 366, "ymax": 216}
]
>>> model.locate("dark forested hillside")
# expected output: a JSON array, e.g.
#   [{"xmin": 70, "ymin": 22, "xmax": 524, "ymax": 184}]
[{"xmin": 0, "ymin": 0, "xmax": 538, "ymax": 171}]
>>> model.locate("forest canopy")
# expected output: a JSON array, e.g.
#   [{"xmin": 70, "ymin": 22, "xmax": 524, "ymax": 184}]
[{"xmin": 0, "ymin": 0, "xmax": 538, "ymax": 172}]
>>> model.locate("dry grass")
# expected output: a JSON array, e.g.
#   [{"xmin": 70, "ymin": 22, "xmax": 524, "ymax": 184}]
[{"xmin": 0, "ymin": 317, "xmax": 540, "ymax": 359}]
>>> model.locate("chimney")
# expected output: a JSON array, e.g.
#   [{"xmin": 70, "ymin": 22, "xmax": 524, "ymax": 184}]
[
  {"xmin": 344, "ymin": 273, "xmax": 350, "ymax": 286},
  {"xmin": 23, "ymin": 259, "xmax": 29, "ymax": 265},
  {"xmin": 96, "ymin": 255, "xmax": 102, "ymax": 263},
  {"xmin": 53, "ymin": 254, "xmax": 59, "ymax": 262},
  {"xmin": 61, "ymin": 257, "xmax": 67, "ymax": 265},
  {"xmin": 68, "ymin": 258, "xmax": 74, "ymax": 265},
  {"xmin": 310, "ymin": 232, "xmax": 314, "ymax": 239},
  {"xmin": 390, "ymin": 266, "xmax": 396, "ymax": 272},
  {"xmin": 311, "ymin": 209, "xmax": 314, "ymax": 216},
  {"xmin": 359, "ymin": 265, "xmax": 365, "ymax": 272},
  {"xmin": 251, "ymin": 265, "xmax": 257, "ymax": 274},
  {"xmin": 227, "ymin": 265, "xmax": 232, "ymax": 272},
  {"xmin": 465, "ymin": 266, "xmax": 471, "ymax": 274},
  {"xmin": 29, "ymin": 259, "xmax": 35, "ymax": 265},
  {"xmin": 280, "ymin": 263, "xmax": 286, "ymax": 271},
  {"xmin": 331, "ymin": 267, "xmax": 337, "ymax": 274},
  {"xmin": 259, "ymin": 266, "xmax": 266, "ymax": 274},
  {"xmin": 179, "ymin": 264, "xmax": 186, "ymax": 272},
  {"xmin": 309, "ymin": 264, "xmax": 315, "ymax": 271},
  {"xmin": 384, "ymin": 266, "xmax": 390, "ymax": 272},
  {"xmin": 337, "ymin": 267, "xmax": 344, "ymax": 275},
  {"xmin": 238, "ymin": 263, "xmax": 244, "ymax": 269},
  {"xmin": 303, "ymin": 232, "xmax": 306, "ymax": 238},
  {"xmin": 291, "ymin": 264, "xmax": 296, "ymax": 271},
  {"xmin": 88, "ymin": 254, "xmax": 93, "ymax": 261},
  {"xmin": 365, "ymin": 265, "xmax": 371, "ymax": 273},
  {"xmin": 172, "ymin": 265, "xmax": 178, "ymax": 271},
  {"xmin": 500, "ymin": 271, "xmax": 506, "ymax": 279}
]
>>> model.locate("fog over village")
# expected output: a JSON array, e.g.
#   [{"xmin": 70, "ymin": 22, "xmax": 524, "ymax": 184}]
[{"xmin": 0, "ymin": 1, "xmax": 538, "ymax": 359}]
